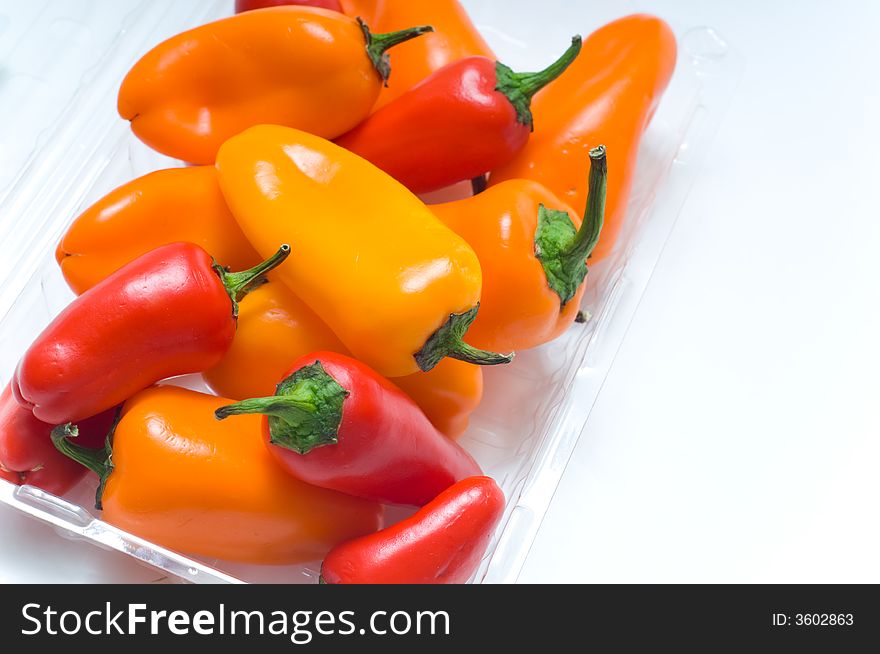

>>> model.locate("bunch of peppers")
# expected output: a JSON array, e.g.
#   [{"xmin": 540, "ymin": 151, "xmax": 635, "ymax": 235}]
[{"xmin": 2, "ymin": 1, "xmax": 677, "ymax": 584}]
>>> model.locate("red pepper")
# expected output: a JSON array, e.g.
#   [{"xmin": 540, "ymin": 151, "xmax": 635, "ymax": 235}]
[
  {"xmin": 321, "ymin": 476, "xmax": 504, "ymax": 584},
  {"xmin": 0, "ymin": 383, "xmax": 117, "ymax": 495},
  {"xmin": 334, "ymin": 36, "xmax": 582, "ymax": 194},
  {"xmin": 214, "ymin": 351, "xmax": 481, "ymax": 506},
  {"xmin": 235, "ymin": 0, "xmax": 343, "ymax": 12},
  {"xmin": 13, "ymin": 242, "xmax": 289, "ymax": 424}
]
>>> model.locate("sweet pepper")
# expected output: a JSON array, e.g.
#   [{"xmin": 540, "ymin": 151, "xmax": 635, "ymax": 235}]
[
  {"xmin": 215, "ymin": 125, "xmax": 512, "ymax": 377},
  {"xmin": 118, "ymin": 7, "xmax": 432, "ymax": 163},
  {"xmin": 53, "ymin": 386, "xmax": 382, "ymax": 564}
]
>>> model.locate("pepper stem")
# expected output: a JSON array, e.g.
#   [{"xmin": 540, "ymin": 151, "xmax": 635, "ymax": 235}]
[
  {"xmin": 51, "ymin": 422, "xmax": 114, "ymax": 511},
  {"xmin": 534, "ymin": 145, "xmax": 608, "ymax": 308},
  {"xmin": 565, "ymin": 145, "xmax": 607, "ymax": 266},
  {"xmin": 494, "ymin": 35, "xmax": 582, "ymax": 130},
  {"xmin": 215, "ymin": 361, "xmax": 348, "ymax": 455},
  {"xmin": 213, "ymin": 244, "xmax": 290, "ymax": 318},
  {"xmin": 414, "ymin": 305, "xmax": 515, "ymax": 372},
  {"xmin": 358, "ymin": 18, "xmax": 434, "ymax": 85}
]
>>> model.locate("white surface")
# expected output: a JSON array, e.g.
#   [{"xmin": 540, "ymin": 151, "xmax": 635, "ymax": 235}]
[
  {"xmin": 519, "ymin": 0, "xmax": 880, "ymax": 583},
  {"xmin": 1, "ymin": 0, "xmax": 878, "ymax": 583}
]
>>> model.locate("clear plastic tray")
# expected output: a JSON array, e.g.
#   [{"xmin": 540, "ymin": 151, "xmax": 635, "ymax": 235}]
[{"xmin": 0, "ymin": 0, "xmax": 741, "ymax": 583}]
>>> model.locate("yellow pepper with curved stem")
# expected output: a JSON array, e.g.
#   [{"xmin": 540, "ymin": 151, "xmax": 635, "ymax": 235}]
[{"xmin": 215, "ymin": 125, "xmax": 513, "ymax": 378}]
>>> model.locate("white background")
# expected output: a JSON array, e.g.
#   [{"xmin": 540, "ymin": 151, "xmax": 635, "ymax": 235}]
[
  {"xmin": 519, "ymin": 0, "xmax": 880, "ymax": 583},
  {"xmin": 2, "ymin": 0, "xmax": 879, "ymax": 583}
]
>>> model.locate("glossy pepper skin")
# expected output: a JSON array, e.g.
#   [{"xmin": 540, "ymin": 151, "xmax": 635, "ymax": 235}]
[
  {"xmin": 202, "ymin": 283, "xmax": 482, "ymax": 438},
  {"xmin": 340, "ymin": 0, "xmax": 496, "ymax": 111},
  {"xmin": 215, "ymin": 125, "xmax": 512, "ymax": 377},
  {"xmin": 202, "ymin": 282, "xmax": 346, "ymax": 401},
  {"xmin": 321, "ymin": 476, "xmax": 504, "ymax": 584},
  {"xmin": 13, "ymin": 242, "xmax": 289, "ymax": 424},
  {"xmin": 215, "ymin": 352, "xmax": 482, "ymax": 506},
  {"xmin": 236, "ymin": 0, "xmax": 342, "ymax": 12},
  {"xmin": 336, "ymin": 37, "xmax": 582, "ymax": 194},
  {"xmin": 118, "ymin": 7, "xmax": 432, "ymax": 164},
  {"xmin": 0, "ymin": 384, "xmax": 116, "ymax": 495},
  {"xmin": 490, "ymin": 15, "xmax": 677, "ymax": 263},
  {"xmin": 432, "ymin": 147, "xmax": 607, "ymax": 352},
  {"xmin": 52, "ymin": 386, "xmax": 382, "ymax": 564},
  {"xmin": 57, "ymin": 166, "xmax": 261, "ymax": 295}
]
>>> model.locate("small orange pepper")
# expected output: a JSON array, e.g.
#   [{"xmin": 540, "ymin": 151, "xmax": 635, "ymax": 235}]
[
  {"xmin": 202, "ymin": 282, "xmax": 346, "ymax": 402},
  {"xmin": 118, "ymin": 7, "xmax": 432, "ymax": 164},
  {"xmin": 489, "ymin": 14, "xmax": 677, "ymax": 263},
  {"xmin": 56, "ymin": 166, "xmax": 261, "ymax": 295},
  {"xmin": 52, "ymin": 386, "xmax": 382, "ymax": 565},
  {"xmin": 391, "ymin": 358, "xmax": 482, "ymax": 439},
  {"xmin": 432, "ymin": 147, "xmax": 606, "ymax": 353},
  {"xmin": 341, "ymin": 0, "xmax": 496, "ymax": 110},
  {"xmin": 203, "ymin": 282, "xmax": 483, "ymax": 438}
]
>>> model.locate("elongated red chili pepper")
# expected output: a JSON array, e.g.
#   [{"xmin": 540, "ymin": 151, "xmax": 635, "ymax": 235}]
[
  {"xmin": 215, "ymin": 351, "xmax": 481, "ymax": 506},
  {"xmin": 13, "ymin": 242, "xmax": 289, "ymax": 424},
  {"xmin": 0, "ymin": 383, "xmax": 116, "ymax": 495},
  {"xmin": 235, "ymin": 0, "xmax": 342, "ymax": 12},
  {"xmin": 335, "ymin": 36, "xmax": 582, "ymax": 194},
  {"xmin": 321, "ymin": 476, "xmax": 504, "ymax": 584}
]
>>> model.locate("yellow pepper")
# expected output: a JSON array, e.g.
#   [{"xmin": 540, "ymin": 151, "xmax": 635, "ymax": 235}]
[{"xmin": 215, "ymin": 125, "xmax": 512, "ymax": 378}]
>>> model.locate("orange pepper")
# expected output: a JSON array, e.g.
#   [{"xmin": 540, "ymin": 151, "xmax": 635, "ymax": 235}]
[
  {"xmin": 56, "ymin": 166, "xmax": 261, "ymax": 295},
  {"xmin": 117, "ymin": 7, "xmax": 432, "ymax": 164},
  {"xmin": 215, "ymin": 125, "xmax": 512, "ymax": 378},
  {"xmin": 202, "ymin": 283, "xmax": 345, "ymax": 402},
  {"xmin": 391, "ymin": 358, "xmax": 482, "ymax": 439},
  {"xmin": 52, "ymin": 386, "xmax": 382, "ymax": 565},
  {"xmin": 203, "ymin": 282, "xmax": 482, "ymax": 438},
  {"xmin": 489, "ymin": 14, "xmax": 677, "ymax": 263},
  {"xmin": 432, "ymin": 148, "xmax": 606, "ymax": 352},
  {"xmin": 341, "ymin": 0, "xmax": 495, "ymax": 110}
]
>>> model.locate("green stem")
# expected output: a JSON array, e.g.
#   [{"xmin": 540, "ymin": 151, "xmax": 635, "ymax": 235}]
[
  {"xmin": 494, "ymin": 35, "xmax": 582, "ymax": 130},
  {"xmin": 359, "ymin": 18, "xmax": 434, "ymax": 85},
  {"xmin": 213, "ymin": 244, "xmax": 290, "ymax": 317},
  {"xmin": 534, "ymin": 145, "xmax": 608, "ymax": 308},
  {"xmin": 414, "ymin": 305, "xmax": 515, "ymax": 372},
  {"xmin": 563, "ymin": 145, "xmax": 607, "ymax": 267},
  {"xmin": 236, "ymin": 274, "xmax": 271, "ymax": 297},
  {"xmin": 215, "ymin": 361, "xmax": 348, "ymax": 455},
  {"xmin": 51, "ymin": 423, "xmax": 114, "ymax": 511}
]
